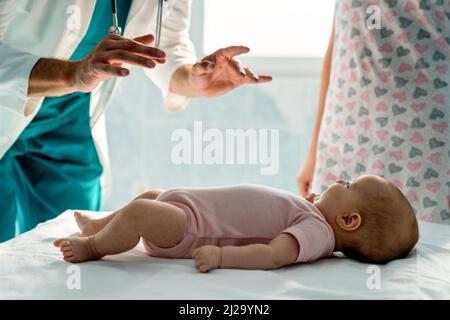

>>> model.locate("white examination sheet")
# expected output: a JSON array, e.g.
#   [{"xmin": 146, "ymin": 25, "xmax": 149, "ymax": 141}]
[{"xmin": 0, "ymin": 210, "xmax": 449, "ymax": 299}]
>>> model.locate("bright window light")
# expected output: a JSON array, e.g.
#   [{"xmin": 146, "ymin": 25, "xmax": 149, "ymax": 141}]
[{"xmin": 203, "ymin": 0, "xmax": 336, "ymax": 58}]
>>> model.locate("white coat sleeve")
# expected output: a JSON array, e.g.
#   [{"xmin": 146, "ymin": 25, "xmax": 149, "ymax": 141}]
[
  {"xmin": 144, "ymin": 0, "xmax": 197, "ymax": 112},
  {"xmin": 0, "ymin": 0, "xmax": 41, "ymax": 117},
  {"xmin": 0, "ymin": 42, "xmax": 41, "ymax": 116}
]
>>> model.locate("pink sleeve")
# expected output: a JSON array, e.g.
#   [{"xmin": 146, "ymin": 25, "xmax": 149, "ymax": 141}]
[{"xmin": 282, "ymin": 215, "xmax": 335, "ymax": 263}]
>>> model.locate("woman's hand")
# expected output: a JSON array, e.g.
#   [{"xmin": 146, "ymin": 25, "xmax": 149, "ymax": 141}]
[
  {"xmin": 305, "ymin": 193, "xmax": 318, "ymax": 204},
  {"xmin": 192, "ymin": 245, "xmax": 221, "ymax": 273},
  {"xmin": 187, "ymin": 46, "xmax": 272, "ymax": 97},
  {"xmin": 73, "ymin": 34, "xmax": 166, "ymax": 92},
  {"xmin": 297, "ymin": 153, "xmax": 316, "ymax": 197}
]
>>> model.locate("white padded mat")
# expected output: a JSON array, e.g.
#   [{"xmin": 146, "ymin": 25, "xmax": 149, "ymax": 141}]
[{"xmin": 0, "ymin": 210, "xmax": 449, "ymax": 299}]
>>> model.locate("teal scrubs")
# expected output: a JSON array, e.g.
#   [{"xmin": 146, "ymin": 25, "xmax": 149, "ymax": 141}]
[{"xmin": 0, "ymin": 1, "xmax": 132, "ymax": 242}]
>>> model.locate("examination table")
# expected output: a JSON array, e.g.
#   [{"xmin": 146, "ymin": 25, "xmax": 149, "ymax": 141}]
[{"xmin": 0, "ymin": 210, "xmax": 449, "ymax": 299}]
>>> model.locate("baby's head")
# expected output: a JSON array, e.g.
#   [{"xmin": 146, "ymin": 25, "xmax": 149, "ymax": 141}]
[{"xmin": 310, "ymin": 175, "xmax": 418, "ymax": 264}]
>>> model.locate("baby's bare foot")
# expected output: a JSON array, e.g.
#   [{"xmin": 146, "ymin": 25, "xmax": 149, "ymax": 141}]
[
  {"xmin": 74, "ymin": 211, "xmax": 99, "ymax": 237},
  {"xmin": 53, "ymin": 237, "xmax": 100, "ymax": 263}
]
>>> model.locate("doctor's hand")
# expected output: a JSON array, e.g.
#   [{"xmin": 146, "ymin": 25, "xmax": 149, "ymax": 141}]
[
  {"xmin": 73, "ymin": 34, "xmax": 166, "ymax": 92},
  {"xmin": 186, "ymin": 46, "xmax": 272, "ymax": 97}
]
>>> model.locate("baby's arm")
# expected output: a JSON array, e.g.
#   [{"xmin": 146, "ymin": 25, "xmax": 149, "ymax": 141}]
[{"xmin": 192, "ymin": 233, "xmax": 299, "ymax": 273}]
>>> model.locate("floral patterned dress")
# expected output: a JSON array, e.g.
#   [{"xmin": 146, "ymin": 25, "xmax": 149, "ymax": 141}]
[{"xmin": 312, "ymin": 0, "xmax": 450, "ymax": 223}]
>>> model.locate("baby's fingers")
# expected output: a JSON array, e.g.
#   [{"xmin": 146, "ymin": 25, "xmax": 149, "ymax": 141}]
[
  {"xmin": 197, "ymin": 263, "xmax": 211, "ymax": 273},
  {"xmin": 194, "ymin": 256, "xmax": 206, "ymax": 268}
]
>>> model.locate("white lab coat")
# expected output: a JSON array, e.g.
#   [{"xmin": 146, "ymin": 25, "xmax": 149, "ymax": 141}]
[{"xmin": 0, "ymin": 0, "xmax": 197, "ymax": 196}]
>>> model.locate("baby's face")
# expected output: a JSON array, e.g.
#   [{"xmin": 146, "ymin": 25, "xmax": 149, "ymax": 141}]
[{"xmin": 309, "ymin": 175, "xmax": 392, "ymax": 218}]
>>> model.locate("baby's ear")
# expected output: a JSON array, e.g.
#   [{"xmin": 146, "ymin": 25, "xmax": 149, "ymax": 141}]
[{"xmin": 336, "ymin": 211, "xmax": 362, "ymax": 231}]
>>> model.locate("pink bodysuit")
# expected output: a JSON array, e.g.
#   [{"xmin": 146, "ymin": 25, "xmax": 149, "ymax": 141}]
[{"xmin": 144, "ymin": 185, "xmax": 335, "ymax": 263}]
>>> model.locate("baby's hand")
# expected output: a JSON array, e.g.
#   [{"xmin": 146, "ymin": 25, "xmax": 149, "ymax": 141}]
[
  {"xmin": 305, "ymin": 193, "xmax": 317, "ymax": 203},
  {"xmin": 192, "ymin": 245, "xmax": 221, "ymax": 273}
]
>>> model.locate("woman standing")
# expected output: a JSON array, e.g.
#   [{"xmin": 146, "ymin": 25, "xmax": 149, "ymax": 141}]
[{"xmin": 297, "ymin": 0, "xmax": 449, "ymax": 223}]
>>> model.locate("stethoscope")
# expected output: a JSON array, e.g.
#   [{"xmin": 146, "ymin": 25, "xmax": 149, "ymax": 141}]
[{"xmin": 109, "ymin": 0, "xmax": 165, "ymax": 47}]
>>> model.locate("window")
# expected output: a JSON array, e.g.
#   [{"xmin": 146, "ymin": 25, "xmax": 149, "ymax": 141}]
[
  {"xmin": 203, "ymin": 0, "xmax": 335, "ymax": 58},
  {"xmin": 192, "ymin": 0, "xmax": 336, "ymax": 76}
]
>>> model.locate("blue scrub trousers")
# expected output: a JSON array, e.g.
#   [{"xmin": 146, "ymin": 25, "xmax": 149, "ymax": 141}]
[{"xmin": 0, "ymin": 94, "xmax": 103, "ymax": 240}]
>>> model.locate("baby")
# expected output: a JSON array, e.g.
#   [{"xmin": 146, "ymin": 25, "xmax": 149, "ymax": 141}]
[{"xmin": 54, "ymin": 175, "xmax": 419, "ymax": 272}]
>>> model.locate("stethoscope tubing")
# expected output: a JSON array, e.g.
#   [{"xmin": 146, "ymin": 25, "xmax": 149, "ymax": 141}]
[
  {"xmin": 155, "ymin": 0, "xmax": 164, "ymax": 47},
  {"xmin": 109, "ymin": 0, "xmax": 164, "ymax": 47},
  {"xmin": 92, "ymin": 0, "xmax": 165, "ymax": 126}
]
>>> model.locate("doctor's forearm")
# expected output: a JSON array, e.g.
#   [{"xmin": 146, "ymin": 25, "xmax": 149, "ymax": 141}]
[
  {"xmin": 27, "ymin": 34, "xmax": 164, "ymax": 105},
  {"xmin": 27, "ymin": 58, "xmax": 79, "ymax": 98}
]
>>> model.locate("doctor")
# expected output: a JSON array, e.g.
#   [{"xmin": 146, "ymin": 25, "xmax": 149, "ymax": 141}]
[{"xmin": 0, "ymin": 0, "xmax": 272, "ymax": 242}]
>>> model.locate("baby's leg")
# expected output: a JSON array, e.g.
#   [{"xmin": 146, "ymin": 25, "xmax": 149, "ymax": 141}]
[
  {"xmin": 75, "ymin": 189, "xmax": 165, "ymax": 236},
  {"xmin": 54, "ymin": 199, "xmax": 186, "ymax": 263},
  {"xmin": 74, "ymin": 211, "xmax": 114, "ymax": 237},
  {"xmin": 132, "ymin": 188, "xmax": 165, "ymax": 201}
]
